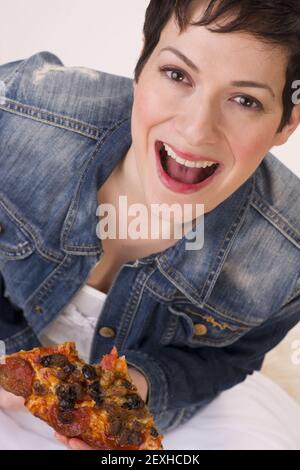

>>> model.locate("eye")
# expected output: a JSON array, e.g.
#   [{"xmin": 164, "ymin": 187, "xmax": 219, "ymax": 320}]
[
  {"xmin": 232, "ymin": 95, "xmax": 263, "ymax": 111},
  {"xmin": 159, "ymin": 67, "xmax": 190, "ymax": 86}
]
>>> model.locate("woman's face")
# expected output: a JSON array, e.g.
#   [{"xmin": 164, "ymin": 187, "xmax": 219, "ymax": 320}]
[{"xmin": 124, "ymin": 5, "xmax": 297, "ymax": 222}]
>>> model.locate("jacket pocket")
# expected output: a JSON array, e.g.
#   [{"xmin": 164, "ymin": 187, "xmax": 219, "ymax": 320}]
[
  {"xmin": 161, "ymin": 303, "xmax": 251, "ymax": 348},
  {"xmin": 0, "ymin": 202, "xmax": 35, "ymax": 261}
]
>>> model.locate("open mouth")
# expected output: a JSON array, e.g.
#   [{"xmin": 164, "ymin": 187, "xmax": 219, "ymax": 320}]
[{"xmin": 155, "ymin": 141, "xmax": 221, "ymax": 193}]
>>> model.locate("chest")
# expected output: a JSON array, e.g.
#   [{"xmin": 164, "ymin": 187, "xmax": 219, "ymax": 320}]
[{"xmin": 86, "ymin": 235, "xmax": 178, "ymax": 294}]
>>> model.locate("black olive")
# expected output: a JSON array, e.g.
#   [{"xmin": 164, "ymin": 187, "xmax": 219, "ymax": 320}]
[
  {"xmin": 108, "ymin": 420, "xmax": 124, "ymax": 437},
  {"xmin": 55, "ymin": 384, "xmax": 68, "ymax": 399},
  {"xmin": 122, "ymin": 394, "xmax": 144, "ymax": 410},
  {"xmin": 67, "ymin": 385, "xmax": 78, "ymax": 401},
  {"xmin": 58, "ymin": 399, "xmax": 75, "ymax": 411},
  {"xmin": 94, "ymin": 396, "xmax": 104, "ymax": 407},
  {"xmin": 39, "ymin": 355, "xmax": 52, "ymax": 367},
  {"xmin": 88, "ymin": 380, "xmax": 101, "ymax": 394},
  {"xmin": 118, "ymin": 429, "xmax": 144, "ymax": 447},
  {"xmin": 56, "ymin": 369, "xmax": 69, "ymax": 381},
  {"xmin": 82, "ymin": 364, "xmax": 97, "ymax": 380},
  {"xmin": 69, "ymin": 383, "xmax": 84, "ymax": 401},
  {"xmin": 33, "ymin": 381, "xmax": 46, "ymax": 396},
  {"xmin": 55, "ymin": 383, "xmax": 83, "ymax": 402},
  {"xmin": 122, "ymin": 379, "xmax": 134, "ymax": 390},
  {"xmin": 39, "ymin": 354, "xmax": 69, "ymax": 368},
  {"xmin": 63, "ymin": 363, "xmax": 76, "ymax": 375},
  {"xmin": 88, "ymin": 381, "xmax": 104, "ymax": 405},
  {"xmin": 150, "ymin": 427, "xmax": 159, "ymax": 438}
]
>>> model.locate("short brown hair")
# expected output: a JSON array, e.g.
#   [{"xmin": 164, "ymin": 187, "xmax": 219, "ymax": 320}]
[{"xmin": 134, "ymin": 0, "xmax": 300, "ymax": 132}]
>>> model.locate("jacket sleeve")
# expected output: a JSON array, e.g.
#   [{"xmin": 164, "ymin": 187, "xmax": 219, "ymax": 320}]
[
  {"xmin": 0, "ymin": 58, "xmax": 24, "ymax": 87},
  {"xmin": 125, "ymin": 293, "xmax": 300, "ymax": 433},
  {"xmin": 0, "ymin": 272, "xmax": 40, "ymax": 354},
  {"xmin": 0, "ymin": 57, "xmax": 43, "ymax": 354}
]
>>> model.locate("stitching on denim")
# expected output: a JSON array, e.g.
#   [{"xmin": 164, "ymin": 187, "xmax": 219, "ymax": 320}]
[
  {"xmin": 0, "ymin": 98, "xmax": 104, "ymax": 140},
  {"xmin": 61, "ymin": 118, "xmax": 129, "ymax": 250},
  {"xmin": 156, "ymin": 261, "xmax": 262, "ymax": 326},
  {"xmin": 160, "ymin": 313, "xmax": 179, "ymax": 345},
  {"xmin": 0, "ymin": 196, "xmax": 64, "ymax": 263},
  {"xmin": 165, "ymin": 305, "xmax": 251, "ymax": 347},
  {"xmin": 183, "ymin": 309, "xmax": 248, "ymax": 332},
  {"xmin": 199, "ymin": 302, "xmax": 261, "ymax": 327},
  {"xmin": 4, "ymin": 327, "xmax": 38, "ymax": 350},
  {"xmin": 26, "ymin": 254, "xmax": 72, "ymax": 306},
  {"xmin": 145, "ymin": 283, "xmax": 177, "ymax": 302},
  {"xmin": 116, "ymin": 267, "xmax": 156, "ymax": 349},
  {"xmin": 62, "ymin": 245, "xmax": 100, "ymax": 252},
  {"xmin": 145, "ymin": 276, "xmax": 260, "ymax": 327},
  {"xmin": 60, "ymin": 133, "xmax": 105, "ymax": 247},
  {"xmin": 0, "ymin": 242, "xmax": 33, "ymax": 258},
  {"xmin": 251, "ymin": 192, "xmax": 300, "ymax": 250}
]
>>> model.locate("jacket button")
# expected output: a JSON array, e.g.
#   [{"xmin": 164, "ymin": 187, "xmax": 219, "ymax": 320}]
[
  {"xmin": 98, "ymin": 327, "xmax": 116, "ymax": 338},
  {"xmin": 33, "ymin": 305, "xmax": 43, "ymax": 314},
  {"xmin": 193, "ymin": 323, "xmax": 208, "ymax": 336},
  {"xmin": 0, "ymin": 223, "xmax": 4, "ymax": 234}
]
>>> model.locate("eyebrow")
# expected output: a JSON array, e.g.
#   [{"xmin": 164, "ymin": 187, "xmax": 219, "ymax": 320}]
[
  {"xmin": 230, "ymin": 80, "xmax": 275, "ymax": 98},
  {"xmin": 159, "ymin": 46, "xmax": 275, "ymax": 98},
  {"xmin": 160, "ymin": 46, "xmax": 200, "ymax": 73}
]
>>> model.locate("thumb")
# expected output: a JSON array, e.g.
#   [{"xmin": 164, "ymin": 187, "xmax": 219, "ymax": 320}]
[{"xmin": 0, "ymin": 388, "xmax": 25, "ymax": 410}]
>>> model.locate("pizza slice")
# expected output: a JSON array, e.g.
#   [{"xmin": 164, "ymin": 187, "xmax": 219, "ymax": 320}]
[{"xmin": 0, "ymin": 342, "xmax": 163, "ymax": 450}]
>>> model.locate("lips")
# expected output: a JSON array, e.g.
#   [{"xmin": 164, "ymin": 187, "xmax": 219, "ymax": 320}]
[
  {"xmin": 155, "ymin": 141, "xmax": 222, "ymax": 195},
  {"xmin": 162, "ymin": 141, "xmax": 221, "ymax": 165}
]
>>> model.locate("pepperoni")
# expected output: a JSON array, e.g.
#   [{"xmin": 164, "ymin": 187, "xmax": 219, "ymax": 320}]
[
  {"xmin": 0, "ymin": 357, "xmax": 34, "ymax": 398},
  {"xmin": 50, "ymin": 405, "xmax": 91, "ymax": 437},
  {"xmin": 99, "ymin": 347, "xmax": 118, "ymax": 371}
]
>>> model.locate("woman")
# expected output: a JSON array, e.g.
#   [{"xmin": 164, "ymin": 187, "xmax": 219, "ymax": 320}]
[{"xmin": 0, "ymin": 0, "xmax": 300, "ymax": 449}]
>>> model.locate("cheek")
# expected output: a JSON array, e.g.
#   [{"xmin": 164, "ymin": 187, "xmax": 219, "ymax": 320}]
[
  {"xmin": 133, "ymin": 85, "xmax": 167, "ymax": 132},
  {"xmin": 230, "ymin": 123, "xmax": 277, "ymax": 170}
]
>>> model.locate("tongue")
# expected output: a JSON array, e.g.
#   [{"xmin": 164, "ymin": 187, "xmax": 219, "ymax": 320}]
[{"xmin": 166, "ymin": 154, "xmax": 208, "ymax": 185}]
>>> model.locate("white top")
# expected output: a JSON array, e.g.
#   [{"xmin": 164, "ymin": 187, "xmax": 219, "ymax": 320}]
[{"xmin": 38, "ymin": 283, "xmax": 107, "ymax": 362}]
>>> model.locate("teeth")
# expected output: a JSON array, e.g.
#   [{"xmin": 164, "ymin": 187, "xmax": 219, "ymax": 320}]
[{"xmin": 162, "ymin": 143, "xmax": 216, "ymax": 169}]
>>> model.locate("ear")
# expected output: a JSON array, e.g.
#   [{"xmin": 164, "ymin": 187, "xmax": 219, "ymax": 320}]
[{"xmin": 273, "ymin": 103, "xmax": 300, "ymax": 146}]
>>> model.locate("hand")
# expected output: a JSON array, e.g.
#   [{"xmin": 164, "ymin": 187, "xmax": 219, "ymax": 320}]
[
  {"xmin": 54, "ymin": 432, "xmax": 93, "ymax": 450},
  {"xmin": 55, "ymin": 366, "xmax": 149, "ymax": 450},
  {"xmin": 0, "ymin": 387, "xmax": 25, "ymax": 410},
  {"xmin": 127, "ymin": 366, "xmax": 149, "ymax": 403}
]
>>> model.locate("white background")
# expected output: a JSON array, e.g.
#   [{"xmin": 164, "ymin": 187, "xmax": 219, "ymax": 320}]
[{"xmin": 1, "ymin": 0, "xmax": 299, "ymax": 177}]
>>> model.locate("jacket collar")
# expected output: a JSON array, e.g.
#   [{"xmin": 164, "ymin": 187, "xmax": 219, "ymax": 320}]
[
  {"xmin": 61, "ymin": 117, "xmax": 132, "ymax": 255},
  {"xmin": 62, "ymin": 115, "xmax": 255, "ymax": 305}
]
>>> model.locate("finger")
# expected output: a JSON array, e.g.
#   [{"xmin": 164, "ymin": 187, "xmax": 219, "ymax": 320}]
[
  {"xmin": 0, "ymin": 389, "xmax": 25, "ymax": 410},
  {"xmin": 54, "ymin": 432, "xmax": 71, "ymax": 447},
  {"xmin": 68, "ymin": 438, "xmax": 93, "ymax": 450}
]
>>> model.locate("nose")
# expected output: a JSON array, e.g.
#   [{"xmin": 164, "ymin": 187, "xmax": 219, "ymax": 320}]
[{"xmin": 174, "ymin": 98, "xmax": 219, "ymax": 146}]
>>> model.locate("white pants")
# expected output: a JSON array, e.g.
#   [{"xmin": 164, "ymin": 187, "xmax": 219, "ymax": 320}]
[{"xmin": 1, "ymin": 372, "xmax": 299, "ymax": 450}]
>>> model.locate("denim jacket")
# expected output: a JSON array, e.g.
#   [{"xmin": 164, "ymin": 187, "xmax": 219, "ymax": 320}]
[{"xmin": 1, "ymin": 51, "xmax": 300, "ymax": 433}]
